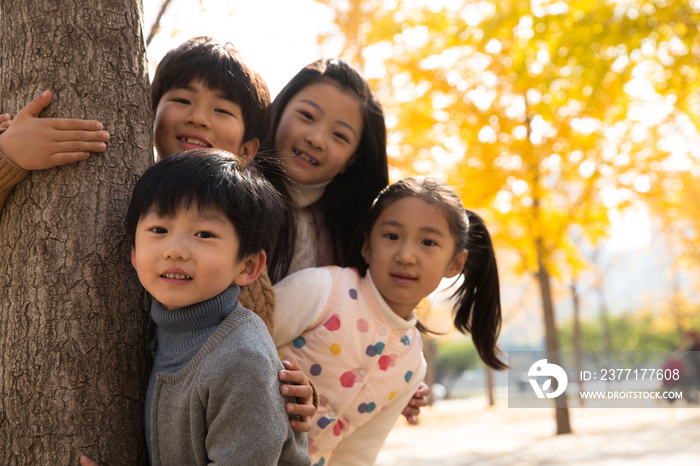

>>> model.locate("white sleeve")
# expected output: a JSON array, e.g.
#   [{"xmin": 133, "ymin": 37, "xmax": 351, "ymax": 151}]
[
  {"xmin": 272, "ymin": 267, "xmax": 333, "ymax": 347},
  {"xmin": 329, "ymin": 356, "xmax": 428, "ymax": 466}
]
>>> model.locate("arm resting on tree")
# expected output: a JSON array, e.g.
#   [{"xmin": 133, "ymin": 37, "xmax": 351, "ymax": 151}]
[{"xmin": 0, "ymin": 151, "xmax": 28, "ymax": 210}]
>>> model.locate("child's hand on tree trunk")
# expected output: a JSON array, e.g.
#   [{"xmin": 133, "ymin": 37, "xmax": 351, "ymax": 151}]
[
  {"xmin": 0, "ymin": 90, "xmax": 110, "ymax": 170},
  {"xmin": 80, "ymin": 455, "xmax": 99, "ymax": 466}
]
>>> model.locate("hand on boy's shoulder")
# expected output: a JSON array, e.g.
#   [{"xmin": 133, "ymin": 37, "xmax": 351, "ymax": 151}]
[{"xmin": 0, "ymin": 90, "xmax": 110, "ymax": 171}]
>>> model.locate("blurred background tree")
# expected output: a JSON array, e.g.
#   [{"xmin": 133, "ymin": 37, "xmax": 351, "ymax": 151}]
[{"xmin": 316, "ymin": 0, "xmax": 700, "ymax": 434}]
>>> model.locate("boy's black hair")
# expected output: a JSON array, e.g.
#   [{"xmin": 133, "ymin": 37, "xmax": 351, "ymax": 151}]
[
  {"xmin": 125, "ymin": 149, "xmax": 285, "ymax": 261},
  {"xmin": 256, "ymin": 58, "xmax": 388, "ymax": 283},
  {"xmin": 151, "ymin": 36, "xmax": 270, "ymax": 145}
]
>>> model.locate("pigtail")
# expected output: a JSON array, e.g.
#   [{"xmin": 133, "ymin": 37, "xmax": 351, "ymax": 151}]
[{"xmin": 452, "ymin": 210, "xmax": 507, "ymax": 370}]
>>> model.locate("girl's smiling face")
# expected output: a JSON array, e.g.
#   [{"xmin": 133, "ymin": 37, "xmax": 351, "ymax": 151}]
[
  {"xmin": 362, "ymin": 196, "xmax": 467, "ymax": 319},
  {"xmin": 274, "ymin": 81, "xmax": 363, "ymax": 186}
]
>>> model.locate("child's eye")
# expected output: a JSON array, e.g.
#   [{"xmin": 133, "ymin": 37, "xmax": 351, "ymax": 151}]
[
  {"xmin": 195, "ymin": 231, "xmax": 216, "ymax": 239},
  {"xmin": 384, "ymin": 233, "xmax": 398, "ymax": 240},
  {"xmin": 298, "ymin": 110, "xmax": 314, "ymax": 121},
  {"xmin": 173, "ymin": 98, "xmax": 191, "ymax": 105},
  {"xmin": 334, "ymin": 132, "xmax": 349, "ymax": 142},
  {"xmin": 149, "ymin": 227, "xmax": 167, "ymax": 234},
  {"xmin": 215, "ymin": 108, "xmax": 234, "ymax": 116},
  {"xmin": 422, "ymin": 239, "xmax": 437, "ymax": 247}
]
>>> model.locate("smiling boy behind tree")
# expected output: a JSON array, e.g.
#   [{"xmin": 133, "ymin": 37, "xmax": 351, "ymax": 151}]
[{"xmin": 124, "ymin": 150, "xmax": 310, "ymax": 466}]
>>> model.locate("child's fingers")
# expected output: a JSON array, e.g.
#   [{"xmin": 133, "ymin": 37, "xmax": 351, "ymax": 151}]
[
  {"xmin": 53, "ymin": 141, "xmax": 107, "ymax": 155},
  {"xmin": 401, "ymin": 404, "xmax": 421, "ymax": 419},
  {"xmin": 289, "ymin": 416, "xmax": 312, "ymax": 433},
  {"xmin": 280, "ymin": 356, "xmax": 301, "ymax": 372},
  {"xmin": 414, "ymin": 382, "xmax": 430, "ymax": 398},
  {"xmin": 408, "ymin": 395, "xmax": 429, "ymax": 408},
  {"xmin": 0, "ymin": 113, "xmax": 12, "ymax": 123},
  {"xmin": 53, "ymin": 118, "xmax": 104, "ymax": 132},
  {"xmin": 278, "ymin": 369, "xmax": 309, "ymax": 386},
  {"xmin": 20, "ymin": 90, "xmax": 53, "ymax": 118},
  {"xmin": 287, "ymin": 401, "xmax": 316, "ymax": 418},
  {"xmin": 80, "ymin": 456, "xmax": 100, "ymax": 466},
  {"xmin": 54, "ymin": 129, "xmax": 110, "ymax": 144},
  {"xmin": 280, "ymin": 382, "xmax": 313, "ymax": 399},
  {"xmin": 49, "ymin": 152, "xmax": 93, "ymax": 167}
]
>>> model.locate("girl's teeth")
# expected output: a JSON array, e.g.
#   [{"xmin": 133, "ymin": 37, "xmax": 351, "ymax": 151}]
[
  {"xmin": 294, "ymin": 149, "xmax": 318, "ymax": 165},
  {"xmin": 180, "ymin": 137, "xmax": 209, "ymax": 147},
  {"xmin": 163, "ymin": 273, "xmax": 191, "ymax": 280}
]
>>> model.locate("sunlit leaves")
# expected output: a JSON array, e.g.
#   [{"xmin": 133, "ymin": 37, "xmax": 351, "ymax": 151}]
[{"xmin": 317, "ymin": 0, "xmax": 700, "ymax": 279}]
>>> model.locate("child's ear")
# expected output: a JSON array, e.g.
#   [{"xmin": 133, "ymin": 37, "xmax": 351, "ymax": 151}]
[
  {"xmin": 361, "ymin": 236, "xmax": 371, "ymax": 265},
  {"xmin": 130, "ymin": 247, "xmax": 136, "ymax": 269},
  {"xmin": 233, "ymin": 249, "xmax": 266, "ymax": 286},
  {"xmin": 445, "ymin": 249, "xmax": 468, "ymax": 279},
  {"xmin": 238, "ymin": 138, "xmax": 260, "ymax": 167}
]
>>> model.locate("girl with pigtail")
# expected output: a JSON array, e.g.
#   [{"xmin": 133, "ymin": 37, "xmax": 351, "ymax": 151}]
[{"xmin": 271, "ymin": 176, "xmax": 506, "ymax": 465}]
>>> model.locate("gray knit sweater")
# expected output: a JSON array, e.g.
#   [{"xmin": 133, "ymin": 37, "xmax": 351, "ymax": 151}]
[{"xmin": 146, "ymin": 286, "xmax": 310, "ymax": 465}]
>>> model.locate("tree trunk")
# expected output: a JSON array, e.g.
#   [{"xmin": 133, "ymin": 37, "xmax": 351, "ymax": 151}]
[
  {"xmin": 570, "ymin": 278, "xmax": 584, "ymax": 404},
  {"xmin": 0, "ymin": 1, "xmax": 152, "ymax": 464},
  {"xmin": 535, "ymin": 248, "xmax": 572, "ymax": 435},
  {"xmin": 485, "ymin": 366, "xmax": 494, "ymax": 407}
]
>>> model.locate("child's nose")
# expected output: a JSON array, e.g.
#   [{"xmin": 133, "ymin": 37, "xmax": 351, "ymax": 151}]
[
  {"xmin": 396, "ymin": 242, "xmax": 417, "ymax": 265},
  {"xmin": 164, "ymin": 237, "xmax": 190, "ymax": 260},
  {"xmin": 304, "ymin": 126, "xmax": 325, "ymax": 150},
  {"xmin": 185, "ymin": 106, "xmax": 211, "ymax": 129}
]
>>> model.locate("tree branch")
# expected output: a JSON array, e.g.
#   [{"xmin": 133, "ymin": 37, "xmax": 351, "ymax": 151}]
[{"xmin": 146, "ymin": 0, "xmax": 174, "ymax": 47}]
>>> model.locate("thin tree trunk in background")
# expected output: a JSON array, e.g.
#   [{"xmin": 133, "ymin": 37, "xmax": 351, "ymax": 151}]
[
  {"xmin": 485, "ymin": 366, "xmax": 494, "ymax": 406},
  {"xmin": 0, "ymin": 1, "xmax": 152, "ymax": 464},
  {"xmin": 571, "ymin": 278, "xmax": 584, "ymax": 404},
  {"xmin": 536, "ymin": 247, "xmax": 572, "ymax": 435}
]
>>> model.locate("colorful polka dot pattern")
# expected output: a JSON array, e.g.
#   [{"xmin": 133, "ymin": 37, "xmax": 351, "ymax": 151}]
[
  {"xmin": 293, "ymin": 336, "xmax": 306, "ymax": 348},
  {"xmin": 333, "ymin": 419, "xmax": 349, "ymax": 436},
  {"xmin": 357, "ymin": 402, "xmax": 376, "ymax": 413},
  {"xmin": 280, "ymin": 267, "xmax": 425, "ymax": 458},
  {"xmin": 317, "ymin": 416, "xmax": 334, "ymax": 429},
  {"xmin": 324, "ymin": 314, "xmax": 341, "ymax": 331},
  {"xmin": 356, "ymin": 318, "xmax": 369, "ymax": 332},
  {"xmin": 365, "ymin": 342, "xmax": 385, "ymax": 357},
  {"xmin": 378, "ymin": 353, "xmax": 398, "ymax": 371}
]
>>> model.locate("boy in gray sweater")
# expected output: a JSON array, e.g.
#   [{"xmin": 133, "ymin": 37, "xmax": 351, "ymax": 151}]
[{"xmin": 124, "ymin": 150, "xmax": 310, "ymax": 465}]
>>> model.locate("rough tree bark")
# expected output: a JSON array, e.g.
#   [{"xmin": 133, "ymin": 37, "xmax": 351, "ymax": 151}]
[{"xmin": 0, "ymin": 1, "xmax": 152, "ymax": 464}]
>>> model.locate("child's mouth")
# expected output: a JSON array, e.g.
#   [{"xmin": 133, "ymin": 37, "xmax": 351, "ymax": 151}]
[
  {"xmin": 391, "ymin": 273, "xmax": 417, "ymax": 285},
  {"xmin": 293, "ymin": 149, "xmax": 319, "ymax": 166},
  {"xmin": 178, "ymin": 137, "xmax": 211, "ymax": 148},
  {"xmin": 161, "ymin": 273, "xmax": 192, "ymax": 280}
]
